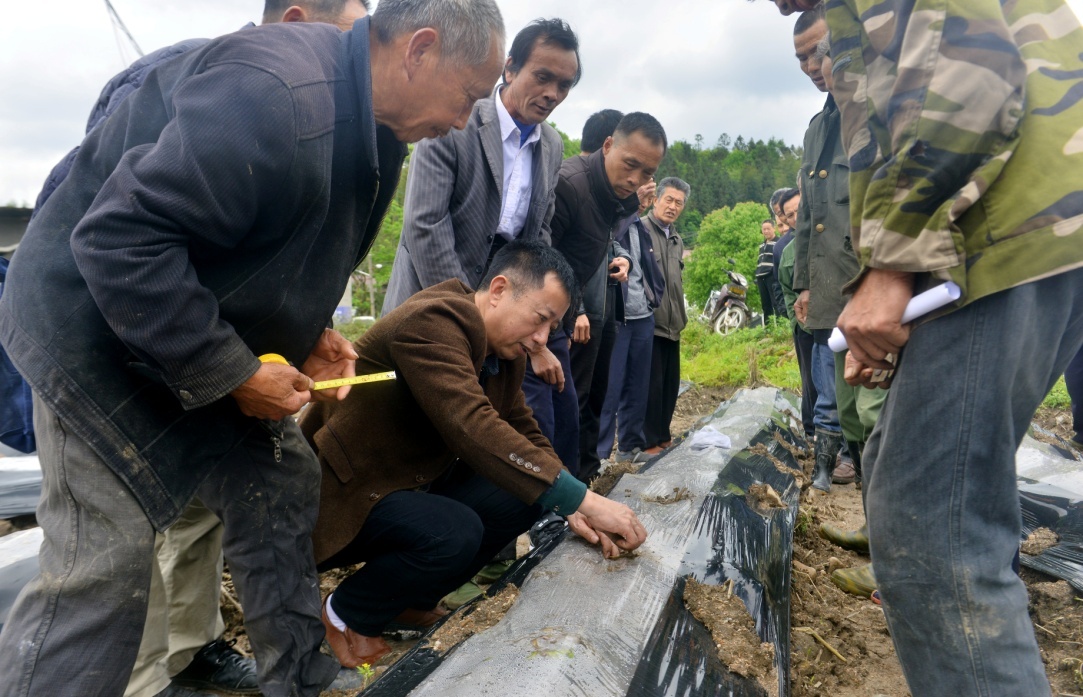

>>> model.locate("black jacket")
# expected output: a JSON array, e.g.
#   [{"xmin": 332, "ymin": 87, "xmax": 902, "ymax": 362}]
[
  {"xmin": 550, "ymin": 151, "xmax": 638, "ymax": 322},
  {"xmin": 0, "ymin": 19, "xmax": 405, "ymax": 529}
]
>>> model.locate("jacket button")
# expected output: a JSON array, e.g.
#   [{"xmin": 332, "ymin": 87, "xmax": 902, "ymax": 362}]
[
  {"xmin": 808, "ymin": 170, "xmax": 814, "ymax": 177},
  {"xmin": 415, "ymin": 475, "xmax": 426, "ymax": 483},
  {"xmin": 369, "ymin": 493, "xmax": 380, "ymax": 501},
  {"xmin": 815, "ymin": 224, "xmax": 825, "ymax": 233},
  {"xmin": 487, "ymin": 234, "xmax": 494, "ymax": 241},
  {"xmin": 475, "ymin": 265, "xmax": 483, "ymax": 275},
  {"xmin": 179, "ymin": 389, "xmax": 193, "ymax": 401},
  {"xmin": 818, "ymin": 169, "xmax": 828, "ymax": 178},
  {"xmin": 510, "ymin": 453, "xmax": 519, "ymax": 462},
  {"xmin": 532, "ymin": 466, "xmax": 541, "ymax": 473}
]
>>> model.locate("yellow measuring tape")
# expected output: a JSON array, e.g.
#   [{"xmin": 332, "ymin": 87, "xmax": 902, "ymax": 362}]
[{"xmin": 258, "ymin": 354, "xmax": 396, "ymax": 391}]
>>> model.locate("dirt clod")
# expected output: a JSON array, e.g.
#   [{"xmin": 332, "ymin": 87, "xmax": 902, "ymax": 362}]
[
  {"xmin": 747, "ymin": 483, "xmax": 787, "ymax": 512},
  {"xmin": 642, "ymin": 486, "xmax": 693, "ymax": 504},
  {"xmin": 684, "ymin": 577, "xmax": 778, "ymax": 696},
  {"xmin": 1020, "ymin": 527, "xmax": 1059, "ymax": 556},
  {"xmin": 424, "ymin": 584, "xmax": 519, "ymax": 655}
]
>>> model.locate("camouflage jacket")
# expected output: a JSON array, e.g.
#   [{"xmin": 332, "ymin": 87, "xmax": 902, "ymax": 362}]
[{"xmin": 826, "ymin": 0, "xmax": 1083, "ymax": 306}]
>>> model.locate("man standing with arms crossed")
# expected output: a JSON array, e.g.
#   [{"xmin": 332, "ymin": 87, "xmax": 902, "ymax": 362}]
[{"xmin": 764, "ymin": 1, "xmax": 1083, "ymax": 694}]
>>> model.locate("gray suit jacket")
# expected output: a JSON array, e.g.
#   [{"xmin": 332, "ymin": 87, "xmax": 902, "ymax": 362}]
[{"xmin": 382, "ymin": 90, "xmax": 564, "ymax": 314}]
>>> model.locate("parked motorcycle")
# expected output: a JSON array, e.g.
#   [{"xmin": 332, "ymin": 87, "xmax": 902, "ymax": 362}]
[{"xmin": 699, "ymin": 258, "xmax": 750, "ymax": 335}]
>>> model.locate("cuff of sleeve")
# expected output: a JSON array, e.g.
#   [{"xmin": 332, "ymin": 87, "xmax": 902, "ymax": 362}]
[
  {"xmin": 535, "ymin": 470, "xmax": 587, "ymax": 515},
  {"xmin": 166, "ymin": 337, "xmax": 261, "ymax": 410}
]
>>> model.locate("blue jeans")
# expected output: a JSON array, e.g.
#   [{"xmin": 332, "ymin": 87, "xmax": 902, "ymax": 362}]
[
  {"xmin": 522, "ymin": 329, "xmax": 578, "ymax": 476},
  {"xmin": 864, "ymin": 269, "xmax": 1083, "ymax": 697},
  {"xmin": 811, "ymin": 338, "xmax": 840, "ymax": 432},
  {"xmin": 1064, "ymin": 345, "xmax": 1083, "ymax": 439},
  {"xmin": 597, "ymin": 316, "xmax": 655, "ymax": 457}
]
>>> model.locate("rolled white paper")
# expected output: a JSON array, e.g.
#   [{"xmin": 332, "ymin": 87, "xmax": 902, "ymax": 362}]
[{"xmin": 828, "ymin": 281, "xmax": 962, "ymax": 352}]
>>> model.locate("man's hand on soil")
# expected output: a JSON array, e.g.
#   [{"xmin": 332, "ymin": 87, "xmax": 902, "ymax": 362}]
[{"xmin": 572, "ymin": 491, "xmax": 648, "ymax": 558}]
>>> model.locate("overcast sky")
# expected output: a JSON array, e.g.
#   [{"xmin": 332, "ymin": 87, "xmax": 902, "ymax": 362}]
[{"xmin": 3, "ymin": 0, "xmax": 1082, "ymax": 205}]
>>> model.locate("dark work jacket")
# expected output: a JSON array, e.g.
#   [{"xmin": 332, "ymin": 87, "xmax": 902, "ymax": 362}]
[
  {"xmin": 551, "ymin": 151, "xmax": 638, "ymax": 323},
  {"xmin": 0, "ymin": 19, "xmax": 406, "ymax": 529},
  {"xmin": 794, "ymin": 95, "xmax": 860, "ymax": 330},
  {"xmin": 642, "ymin": 214, "xmax": 687, "ymax": 341},
  {"xmin": 616, "ymin": 217, "xmax": 665, "ymax": 316}
]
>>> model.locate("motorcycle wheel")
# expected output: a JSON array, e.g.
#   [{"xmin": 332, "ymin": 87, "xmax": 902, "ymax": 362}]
[{"xmin": 712, "ymin": 305, "xmax": 748, "ymax": 335}]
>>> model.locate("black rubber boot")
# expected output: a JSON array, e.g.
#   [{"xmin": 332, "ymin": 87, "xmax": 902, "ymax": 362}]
[
  {"xmin": 812, "ymin": 429, "xmax": 843, "ymax": 491},
  {"xmin": 846, "ymin": 440, "xmax": 863, "ymax": 486}
]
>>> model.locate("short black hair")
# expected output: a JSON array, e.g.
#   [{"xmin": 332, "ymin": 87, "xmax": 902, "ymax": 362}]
[
  {"xmin": 778, "ymin": 188, "xmax": 801, "ymax": 210},
  {"xmin": 613, "ymin": 112, "xmax": 668, "ymax": 154},
  {"xmin": 793, "ymin": 5, "xmax": 825, "ymax": 36},
  {"xmin": 504, "ymin": 18, "xmax": 583, "ymax": 88},
  {"xmin": 262, "ymin": 0, "xmax": 369, "ymax": 23},
  {"xmin": 480, "ymin": 241, "xmax": 579, "ymax": 311},
  {"xmin": 581, "ymin": 109, "xmax": 623, "ymax": 154},
  {"xmin": 762, "ymin": 219, "xmax": 775, "ymax": 226}
]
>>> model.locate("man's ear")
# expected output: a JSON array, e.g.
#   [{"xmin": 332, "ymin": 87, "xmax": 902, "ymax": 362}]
[
  {"xmin": 279, "ymin": 5, "xmax": 308, "ymax": 23},
  {"xmin": 404, "ymin": 27, "xmax": 440, "ymax": 79},
  {"xmin": 601, "ymin": 135, "xmax": 614, "ymax": 158},
  {"xmin": 488, "ymin": 275, "xmax": 510, "ymax": 303}
]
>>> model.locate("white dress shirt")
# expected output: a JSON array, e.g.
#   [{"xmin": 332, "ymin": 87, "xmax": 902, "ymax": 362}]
[{"xmin": 494, "ymin": 90, "xmax": 541, "ymax": 241}]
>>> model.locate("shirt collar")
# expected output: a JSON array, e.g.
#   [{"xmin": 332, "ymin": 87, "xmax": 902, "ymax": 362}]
[
  {"xmin": 494, "ymin": 88, "xmax": 541, "ymax": 149},
  {"xmin": 649, "ymin": 212, "xmax": 674, "ymax": 239}
]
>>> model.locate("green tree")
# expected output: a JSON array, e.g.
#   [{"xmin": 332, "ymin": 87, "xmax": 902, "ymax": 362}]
[
  {"xmin": 684, "ymin": 201, "xmax": 770, "ymax": 311},
  {"xmin": 549, "ymin": 121, "xmax": 581, "ymax": 160}
]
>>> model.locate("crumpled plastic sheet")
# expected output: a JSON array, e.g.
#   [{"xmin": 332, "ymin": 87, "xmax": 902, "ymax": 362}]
[
  {"xmin": 1016, "ymin": 430, "xmax": 1083, "ymax": 592},
  {"xmin": 0, "ymin": 528, "xmax": 43, "ymax": 631},
  {"xmin": 367, "ymin": 387, "xmax": 804, "ymax": 697},
  {"xmin": 0, "ymin": 455, "xmax": 40, "ymax": 519}
]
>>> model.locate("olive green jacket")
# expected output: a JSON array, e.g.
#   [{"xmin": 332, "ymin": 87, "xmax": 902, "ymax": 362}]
[
  {"xmin": 827, "ymin": 0, "xmax": 1083, "ymax": 305},
  {"xmin": 779, "ymin": 240, "xmax": 810, "ymax": 336},
  {"xmin": 794, "ymin": 95, "xmax": 861, "ymax": 330},
  {"xmin": 643, "ymin": 214, "xmax": 688, "ymax": 341}
]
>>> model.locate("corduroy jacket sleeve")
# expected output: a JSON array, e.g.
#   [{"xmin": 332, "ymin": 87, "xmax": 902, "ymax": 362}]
[{"xmin": 69, "ymin": 62, "xmax": 301, "ymax": 408}]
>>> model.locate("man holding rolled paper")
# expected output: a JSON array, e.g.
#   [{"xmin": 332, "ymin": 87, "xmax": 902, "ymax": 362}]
[{"xmin": 766, "ymin": 0, "xmax": 1083, "ymax": 694}]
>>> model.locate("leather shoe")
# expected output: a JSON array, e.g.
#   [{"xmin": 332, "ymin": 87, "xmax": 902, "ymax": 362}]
[
  {"xmin": 390, "ymin": 605, "xmax": 448, "ymax": 629},
  {"xmin": 322, "ymin": 596, "xmax": 391, "ymax": 669},
  {"xmin": 171, "ymin": 638, "xmax": 258, "ymax": 694},
  {"xmin": 831, "ymin": 457, "xmax": 856, "ymax": 485}
]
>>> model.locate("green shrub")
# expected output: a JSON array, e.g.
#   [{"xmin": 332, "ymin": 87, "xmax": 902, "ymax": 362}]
[
  {"xmin": 684, "ymin": 202, "xmax": 771, "ymax": 312},
  {"xmin": 680, "ymin": 319, "xmax": 800, "ymax": 392}
]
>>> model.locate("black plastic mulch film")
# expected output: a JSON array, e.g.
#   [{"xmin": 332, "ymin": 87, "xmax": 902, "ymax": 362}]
[
  {"xmin": 367, "ymin": 420, "xmax": 804, "ymax": 697},
  {"xmin": 1018, "ymin": 433, "xmax": 1083, "ymax": 592}
]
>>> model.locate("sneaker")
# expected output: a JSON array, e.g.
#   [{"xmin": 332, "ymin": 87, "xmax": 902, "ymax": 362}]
[
  {"xmin": 614, "ymin": 449, "xmax": 640, "ymax": 463},
  {"xmin": 441, "ymin": 580, "xmax": 483, "ymax": 610},
  {"xmin": 171, "ymin": 638, "xmax": 259, "ymax": 695}
]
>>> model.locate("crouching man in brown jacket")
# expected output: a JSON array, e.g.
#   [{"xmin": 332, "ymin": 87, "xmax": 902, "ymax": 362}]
[{"xmin": 300, "ymin": 241, "xmax": 648, "ymax": 669}]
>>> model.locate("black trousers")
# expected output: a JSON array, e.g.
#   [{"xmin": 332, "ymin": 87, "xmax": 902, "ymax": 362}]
[
  {"xmin": 643, "ymin": 336, "xmax": 681, "ymax": 447},
  {"xmin": 793, "ymin": 324, "xmax": 817, "ymax": 438},
  {"xmin": 570, "ymin": 286, "xmax": 619, "ymax": 482},
  {"xmin": 755, "ymin": 275, "xmax": 779, "ymax": 321},
  {"xmin": 319, "ymin": 464, "xmax": 540, "ymax": 636}
]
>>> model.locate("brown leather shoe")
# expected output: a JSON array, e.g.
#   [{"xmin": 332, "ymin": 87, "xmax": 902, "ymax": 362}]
[
  {"xmin": 391, "ymin": 606, "xmax": 448, "ymax": 629},
  {"xmin": 321, "ymin": 597, "xmax": 391, "ymax": 669},
  {"xmin": 643, "ymin": 445, "xmax": 665, "ymax": 455}
]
